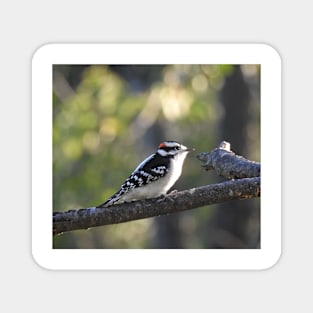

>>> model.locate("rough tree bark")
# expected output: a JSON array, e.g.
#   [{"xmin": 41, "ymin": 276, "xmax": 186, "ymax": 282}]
[
  {"xmin": 209, "ymin": 65, "xmax": 260, "ymax": 249},
  {"xmin": 53, "ymin": 141, "xmax": 260, "ymax": 236},
  {"xmin": 197, "ymin": 141, "xmax": 260, "ymax": 179}
]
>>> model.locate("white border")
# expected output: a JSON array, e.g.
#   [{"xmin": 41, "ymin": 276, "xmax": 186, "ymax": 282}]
[{"xmin": 32, "ymin": 44, "xmax": 281, "ymax": 270}]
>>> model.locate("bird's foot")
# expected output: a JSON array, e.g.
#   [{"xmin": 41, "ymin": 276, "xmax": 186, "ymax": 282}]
[{"xmin": 156, "ymin": 190, "xmax": 178, "ymax": 203}]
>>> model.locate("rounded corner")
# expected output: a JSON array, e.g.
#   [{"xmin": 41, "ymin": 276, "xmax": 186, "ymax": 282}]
[
  {"xmin": 31, "ymin": 43, "xmax": 55, "ymax": 64},
  {"xmin": 259, "ymin": 43, "xmax": 282, "ymax": 63},
  {"xmin": 259, "ymin": 249, "xmax": 282, "ymax": 271},
  {"xmin": 31, "ymin": 249, "xmax": 55, "ymax": 271}
]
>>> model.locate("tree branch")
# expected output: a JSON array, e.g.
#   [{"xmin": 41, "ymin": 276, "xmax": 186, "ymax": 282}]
[
  {"xmin": 197, "ymin": 141, "xmax": 260, "ymax": 179},
  {"xmin": 53, "ymin": 177, "xmax": 260, "ymax": 235},
  {"xmin": 53, "ymin": 141, "xmax": 261, "ymax": 236}
]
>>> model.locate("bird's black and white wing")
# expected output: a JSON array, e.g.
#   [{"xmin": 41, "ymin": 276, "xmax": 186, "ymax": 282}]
[{"xmin": 97, "ymin": 153, "xmax": 170, "ymax": 207}]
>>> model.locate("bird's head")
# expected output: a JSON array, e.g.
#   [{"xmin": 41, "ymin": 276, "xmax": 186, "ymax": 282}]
[{"xmin": 157, "ymin": 141, "xmax": 194, "ymax": 158}]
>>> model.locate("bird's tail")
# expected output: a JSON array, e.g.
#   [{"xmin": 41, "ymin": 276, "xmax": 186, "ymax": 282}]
[{"xmin": 96, "ymin": 190, "xmax": 123, "ymax": 208}]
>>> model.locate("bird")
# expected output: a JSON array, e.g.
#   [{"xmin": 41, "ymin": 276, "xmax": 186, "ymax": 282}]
[{"xmin": 97, "ymin": 141, "xmax": 194, "ymax": 208}]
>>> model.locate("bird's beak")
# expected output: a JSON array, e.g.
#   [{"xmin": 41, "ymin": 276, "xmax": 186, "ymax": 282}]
[{"xmin": 185, "ymin": 147, "xmax": 195, "ymax": 152}]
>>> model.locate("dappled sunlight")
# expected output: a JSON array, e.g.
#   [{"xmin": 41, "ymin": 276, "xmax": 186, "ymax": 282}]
[
  {"xmin": 62, "ymin": 137, "xmax": 83, "ymax": 160},
  {"xmin": 53, "ymin": 64, "xmax": 260, "ymax": 249},
  {"xmin": 241, "ymin": 64, "xmax": 260, "ymax": 77},
  {"xmin": 191, "ymin": 74, "xmax": 209, "ymax": 93},
  {"xmin": 130, "ymin": 88, "xmax": 162, "ymax": 141},
  {"xmin": 99, "ymin": 117, "xmax": 119, "ymax": 143},
  {"xmin": 82, "ymin": 131, "xmax": 101, "ymax": 153},
  {"xmin": 160, "ymin": 87, "xmax": 193, "ymax": 121}
]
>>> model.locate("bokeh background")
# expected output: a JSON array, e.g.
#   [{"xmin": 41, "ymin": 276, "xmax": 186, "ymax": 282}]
[{"xmin": 53, "ymin": 64, "xmax": 260, "ymax": 249}]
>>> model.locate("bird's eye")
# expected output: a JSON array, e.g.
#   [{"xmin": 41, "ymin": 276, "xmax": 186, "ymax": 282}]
[{"xmin": 175, "ymin": 146, "xmax": 180, "ymax": 150}]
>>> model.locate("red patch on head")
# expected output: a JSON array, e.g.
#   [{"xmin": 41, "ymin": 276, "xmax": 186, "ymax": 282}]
[{"xmin": 158, "ymin": 142, "xmax": 166, "ymax": 148}]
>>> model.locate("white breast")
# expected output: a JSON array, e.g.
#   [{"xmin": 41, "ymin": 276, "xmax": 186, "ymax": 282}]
[{"xmin": 120, "ymin": 151, "xmax": 189, "ymax": 202}]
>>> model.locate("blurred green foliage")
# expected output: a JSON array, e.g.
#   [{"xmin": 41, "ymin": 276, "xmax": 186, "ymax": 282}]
[{"xmin": 53, "ymin": 64, "xmax": 260, "ymax": 249}]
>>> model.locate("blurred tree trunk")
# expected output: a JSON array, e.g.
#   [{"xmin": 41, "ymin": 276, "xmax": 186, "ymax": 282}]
[
  {"xmin": 143, "ymin": 123, "xmax": 183, "ymax": 249},
  {"xmin": 152, "ymin": 214, "xmax": 183, "ymax": 248},
  {"xmin": 206, "ymin": 65, "xmax": 260, "ymax": 249}
]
